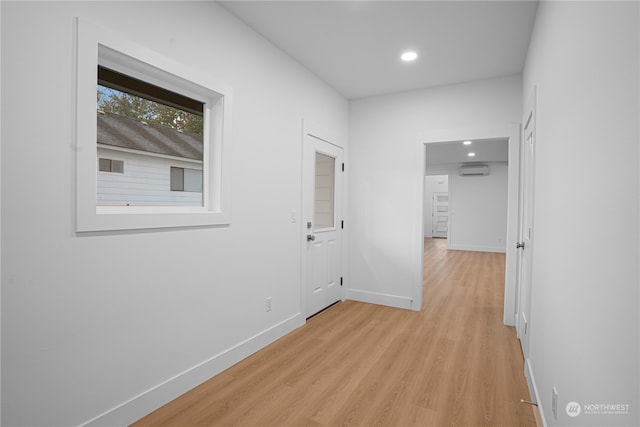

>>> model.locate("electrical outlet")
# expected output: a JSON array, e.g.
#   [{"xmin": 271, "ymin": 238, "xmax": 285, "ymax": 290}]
[
  {"xmin": 552, "ymin": 387, "xmax": 558, "ymax": 420},
  {"xmin": 265, "ymin": 297, "xmax": 272, "ymax": 312}
]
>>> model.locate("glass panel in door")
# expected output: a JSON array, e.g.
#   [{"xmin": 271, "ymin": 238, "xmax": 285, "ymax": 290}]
[{"xmin": 314, "ymin": 152, "xmax": 335, "ymax": 230}]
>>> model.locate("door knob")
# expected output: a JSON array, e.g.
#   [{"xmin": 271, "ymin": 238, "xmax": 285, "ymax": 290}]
[
  {"xmin": 516, "ymin": 242, "xmax": 525, "ymax": 249},
  {"xmin": 307, "ymin": 234, "xmax": 315, "ymax": 242}
]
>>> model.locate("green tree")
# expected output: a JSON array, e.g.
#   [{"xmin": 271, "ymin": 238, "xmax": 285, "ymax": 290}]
[{"xmin": 98, "ymin": 85, "xmax": 203, "ymax": 135}]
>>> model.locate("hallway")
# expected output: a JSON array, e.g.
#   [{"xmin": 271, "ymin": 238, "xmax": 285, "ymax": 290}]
[{"xmin": 133, "ymin": 239, "xmax": 535, "ymax": 426}]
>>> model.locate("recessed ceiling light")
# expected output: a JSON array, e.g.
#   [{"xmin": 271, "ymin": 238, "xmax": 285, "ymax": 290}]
[
  {"xmin": 463, "ymin": 140, "xmax": 472, "ymax": 145},
  {"xmin": 468, "ymin": 152, "xmax": 476, "ymax": 157},
  {"xmin": 401, "ymin": 51, "xmax": 418, "ymax": 62}
]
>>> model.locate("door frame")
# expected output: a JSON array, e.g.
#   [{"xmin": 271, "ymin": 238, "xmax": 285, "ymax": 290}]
[
  {"xmin": 417, "ymin": 124, "xmax": 521, "ymax": 325},
  {"xmin": 300, "ymin": 121, "xmax": 345, "ymax": 318},
  {"xmin": 516, "ymin": 87, "xmax": 537, "ymax": 350}
]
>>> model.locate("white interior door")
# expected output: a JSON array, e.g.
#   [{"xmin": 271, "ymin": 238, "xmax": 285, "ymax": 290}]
[
  {"xmin": 432, "ymin": 192, "xmax": 449, "ymax": 238},
  {"xmin": 302, "ymin": 128, "xmax": 343, "ymax": 318},
  {"xmin": 516, "ymin": 90, "xmax": 536, "ymax": 358}
]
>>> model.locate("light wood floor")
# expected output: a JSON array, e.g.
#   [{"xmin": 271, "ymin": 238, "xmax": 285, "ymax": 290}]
[{"xmin": 133, "ymin": 238, "xmax": 535, "ymax": 426}]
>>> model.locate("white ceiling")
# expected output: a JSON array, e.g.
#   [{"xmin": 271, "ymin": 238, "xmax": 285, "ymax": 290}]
[
  {"xmin": 219, "ymin": 0, "xmax": 539, "ymax": 100},
  {"xmin": 426, "ymin": 138, "xmax": 508, "ymax": 166}
]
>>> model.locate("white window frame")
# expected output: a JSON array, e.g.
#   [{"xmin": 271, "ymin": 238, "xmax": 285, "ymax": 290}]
[{"xmin": 74, "ymin": 17, "xmax": 232, "ymax": 232}]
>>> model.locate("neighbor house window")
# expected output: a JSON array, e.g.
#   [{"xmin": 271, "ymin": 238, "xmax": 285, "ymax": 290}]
[
  {"xmin": 75, "ymin": 17, "xmax": 232, "ymax": 232},
  {"xmin": 170, "ymin": 167, "xmax": 203, "ymax": 192},
  {"xmin": 98, "ymin": 158, "xmax": 124, "ymax": 173}
]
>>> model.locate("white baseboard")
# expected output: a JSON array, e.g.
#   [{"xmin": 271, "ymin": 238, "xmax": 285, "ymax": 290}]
[
  {"xmin": 346, "ymin": 289, "xmax": 414, "ymax": 310},
  {"xmin": 525, "ymin": 357, "xmax": 547, "ymax": 427},
  {"xmin": 504, "ymin": 310, "xmax": 516, "ymax": 327},
  {"xmin": 448, "ymin": 243, "xmax": 506, "ymax": 253},
  {"xmin": 81, "ymin": 313, "xmax": 304, "ymax": 427}
]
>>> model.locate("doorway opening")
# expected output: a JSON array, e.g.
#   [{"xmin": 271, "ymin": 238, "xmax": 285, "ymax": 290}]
[
  {"xmin": 418, "ymin": 125, "xmax": 520, "ymax": 325},
  {"xmin": 424, "ymin": 138, "xmax": 509, "ymax": 252}
]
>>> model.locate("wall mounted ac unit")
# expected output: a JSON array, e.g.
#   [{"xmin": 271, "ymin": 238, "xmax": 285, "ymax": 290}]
[{"xmin": 459, "ymin": 164, "xmax": 490, "ymax": 176}]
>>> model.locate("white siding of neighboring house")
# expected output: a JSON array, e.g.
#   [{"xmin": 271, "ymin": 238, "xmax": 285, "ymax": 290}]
[{"xmin": 97, "ymin": 146, "xmax": 203, "ymax": 206}]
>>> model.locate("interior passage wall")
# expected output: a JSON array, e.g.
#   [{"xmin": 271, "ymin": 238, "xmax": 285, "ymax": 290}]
[
  {"xmin": 348, "ymin": 76, "xmax": 521, "ymax": 309},
  {"xmin": 522, "ymin": 2, "xmax": 639, "ymax": 426},
  {"xmin": 449, "ymin": 162, "xmax": 508, "ymax": 253},
  {"xmin": 0, "ymin": 2, "xmax": 348, "ymax": 426}
]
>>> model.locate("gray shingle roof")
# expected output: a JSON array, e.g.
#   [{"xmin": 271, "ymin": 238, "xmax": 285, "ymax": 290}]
[{"xmin": 97, "ymin": 112, "xmax": 203, "ymax": 161}]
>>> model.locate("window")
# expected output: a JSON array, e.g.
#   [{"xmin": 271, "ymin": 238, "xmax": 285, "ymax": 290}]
[
  {"xmin": 314, "ymin": 152, "xmax": 335, "ymax": 229},
  {"xmin": 170, "ymin": 167, "xmax": 203, "ymax": 192},
  {"xmin": 75, "ymin": 18, "xmax": 232, "ymax": 232},
  {"xmin": 97, "ymin": 66, "xmax": 204, "ymax": 207},
  {"xmin": 98, "ymin": 158, "xmax": 124, "ymax": 173}
]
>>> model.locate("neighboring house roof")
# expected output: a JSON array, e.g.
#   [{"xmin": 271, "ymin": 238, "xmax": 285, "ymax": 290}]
[{"xmin": 97, "ymin": 111, "xmax": 203, "ymax": 161}]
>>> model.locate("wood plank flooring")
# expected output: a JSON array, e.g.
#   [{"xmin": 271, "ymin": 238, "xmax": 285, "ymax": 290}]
[{"xmin": 132, "ymin": 238, "xmax": 535, "ymax": 426}]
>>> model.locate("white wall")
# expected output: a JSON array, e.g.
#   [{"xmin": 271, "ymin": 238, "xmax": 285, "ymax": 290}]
[
  {"xmin": 423, "ymin": 175, "xmax": 448, "ymax": 238},
  {"xmin": 348, "ymin": 75, "xmax": 521, "ymax": 310},
  {"xmin": 522, "ymin": 2, "xmax": 639, "ymax": 426},
  {"xmin": 1, "ymin": 2, "xmax": 348, "ymax": 426},
  {"xmin": 0, "ymin": 3, "xmax": 3, "ymax": 423},
  {"xmin": 449, "ymin": 162, "xmax": 508, "ymax": 253}
]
